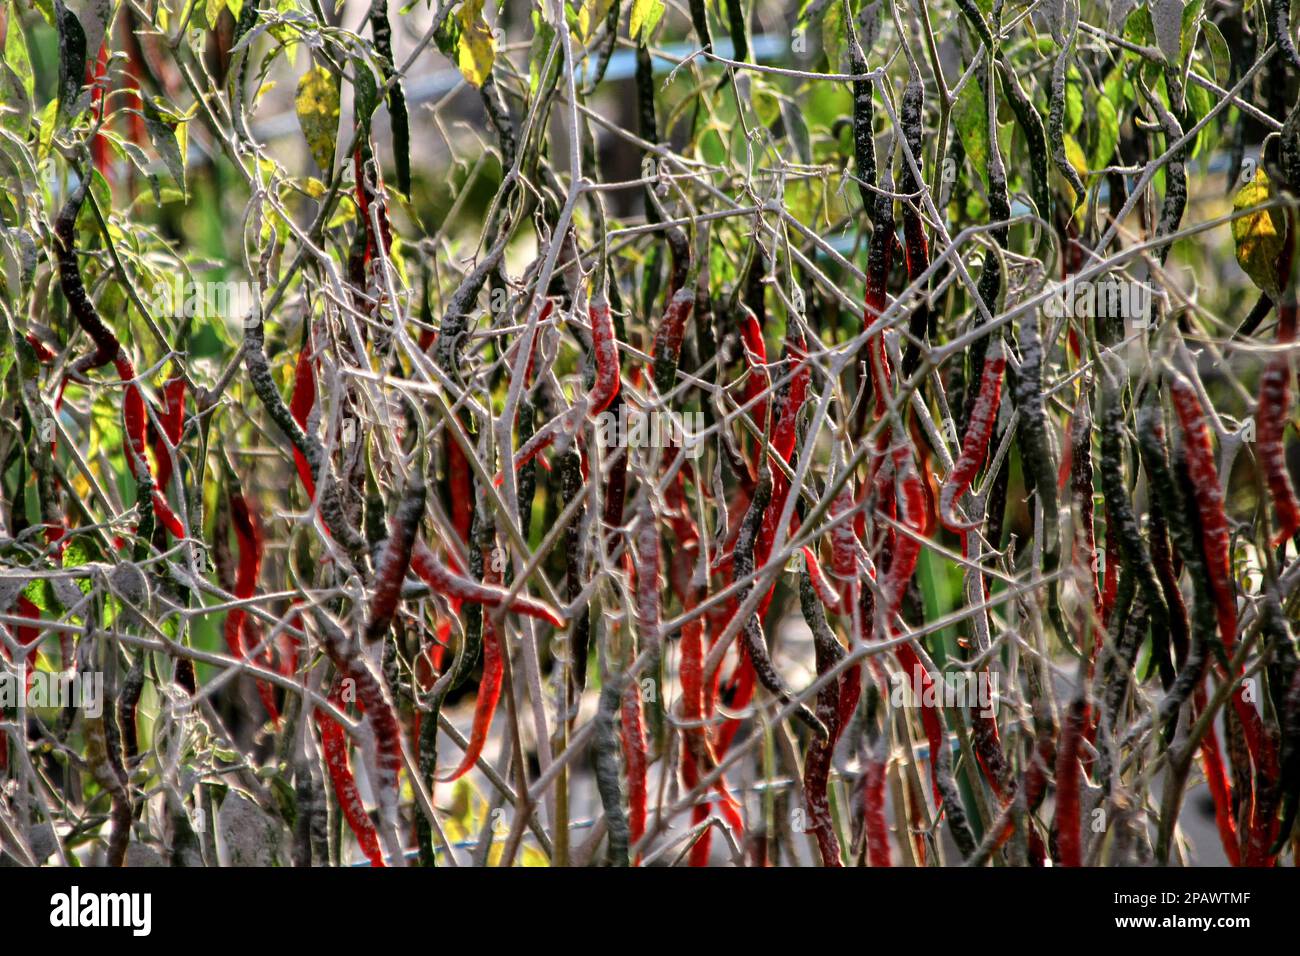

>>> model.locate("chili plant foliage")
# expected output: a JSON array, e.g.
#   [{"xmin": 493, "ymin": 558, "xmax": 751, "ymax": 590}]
[{"xmin": 2, "ymin": 0, "xmax": 1300, "ymax": 869}]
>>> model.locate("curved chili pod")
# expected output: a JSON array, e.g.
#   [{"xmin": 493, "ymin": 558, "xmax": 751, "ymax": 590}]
[
  {"xmin": 440, "ymin": 562, "xmax": 505, "ymax": 783},
  {"xmin": 939, "ymin": 339, "xmax": 1006, "ymax": 532},
  {"xmin": 799, "ymin": 567, "xmax": 845, "ymax": 866},
  {"xmin": 1257, "ymin": 303, "xmax": 1300, "ymax": 546},
  {"xmin": 365, "ymin": 482, "xmax": 426, "ymax": 643},
  {"xmin": 226, "ymin": 493, "xmax": 280, "ymax": 727},
  {"xmin": 733, "ymin": 467, "xmax": 826, "ymax": 738},
  {"xmin": 651, "ymin": 287, "xmax": 696, "ymax": 396},
  {"xmin": 410, "ymin": 537, "xmax": 562, "ymax": 628},
  {"xmin": 317, "ymin": 682, "xmax": 385, "ymax": 867},
  {"xmin": 1053, "ymin": 694, "xmax": 1087, "ymax": 866}
]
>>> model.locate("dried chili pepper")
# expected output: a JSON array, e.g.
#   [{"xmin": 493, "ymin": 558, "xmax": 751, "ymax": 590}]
[
  {"xmin": 898, "ymin": 67, "xmax": 933, "ymax": 379},
  {"xmin": 621, "ymin": 670, "xmax": 649, "ymax": 855},
  {"xmin": 846, "ymin": 13, "xmax": 877, "ymax": 219},
  {"xmin": 317, "ymin": 679, "xmax": 385, "ymax": 867},
  {"xmin": 799, "ymin": 566, "xmax": 845, "ymax": 866},
  {"xmin": 409, "ymin": 537, "xmax": 562, "ymax": 628},
  {"xmin": 1054, "ymin": 694, "xmax": 1087, "ymax": 867},
  {"xmin": 588, "ymin": 290, "xmax": 621, "ymax": 415},
  {"xmin": 733, "ymin": 465, "xmax": 825, "ymax": 738},
  {"xmin": 996, "ymin": 58, "xmax": 1051, "ymax": 228},
  {"xmin": 939, "ymin": 339, "xmax": 1005, "ymax": 532},
  {"xmin": 1049, "ymin": 11, "xmax": 1085, "ymax": 207},
  {"xmin": 56, "ymin": 179, "xmax": 184, "ymax": 538},
  {"xmin": 651, "ymin": 287, "xmax": 696, "ymax": 396},
  {"xmin": 151, "ymin": 375, "xmax": 186, "ymax": 495},
  {"xmin": 595, "ymin": 675, "xmax": 631, "ymax": 867},
  {"xmin": 365, "ymin": 482, "xmax": 426, "ymax": 643},
  {"xmin": 312, "ymin": 612, "xmax": 406, "ymax": 865},
  {"xmin": 1169, "ymin": 370, "xmax": 1282, "ymax": 859},
  {"xmin": 1277, "ymin": 0, "xmax": 1300, "ymax": 72},
  {"xmin": 440, "ymin": 553, "xmax": 505, "ymax": 783},
  {"xmin": 1257, "ymin": 299, "xmax": 1299, "ymax": 545},
  {"xmin": 289, "ymin": 323, "xmax": 317, "ymax": 499},
  {"xmin": 225, "ymin": 493, "xmax": 280, "ymax": 726},
  {"xmin": 1099, "ymin": 380, "xmax": 1173, "ymax": 685}
]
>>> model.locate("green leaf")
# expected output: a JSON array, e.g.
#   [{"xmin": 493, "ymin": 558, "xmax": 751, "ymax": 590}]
[
  {"xmin": 630, "ymin": 0, "xmax": 664, "ymax": 43},
  {"xmin": 295, "ymin": 66, "xmax": 340, "ymax": 173},
  {"xmin": 953, "ymin": 78, "xmax": 989, "ymax": 192},
  {"xmin": 62, "ymin": 537, "xmax": 101, "ymax": 595},
  {"xmin": 142, "ymin": 98, "xmax": 187, "ymax": 198},
  {"xmin": 1185, "ymin": 75, "xmax": 1214, "ymax": 159},
  {"xmin": 22, "ymin": 577, "xmax": 55, "ymax": 614},
  {"xmin": 353, "ymin": 57, "xmax": 379, "ymax": 130},
  {"xmin": 1, "ymin": 16, "xmax": 35, "ymax": 136},
  {"xmin": 821, "ymin": 0, "xmax": 846, "ymax": 74},
  {"xmin": 1089, "ymin": 94, "xmax": 1119, "ymax": 171},
  {"xmin": 1180, "ymin": 0, "xmax": 1204, "ymax": 68},
  {"xmin": 528, "ymin": 10, "xmax": 556, "ymax": 93},
  {"xmin": 1232, "ymin": 167, "xmax": 1287, "ymax": 298},
  {"xmin": 1122, "ymin": 3, "xmax": 1155, "ymax": 49},
  {"xmin": 1202, "ymin": 19, "xmax": 1230, "ymax": 84}
]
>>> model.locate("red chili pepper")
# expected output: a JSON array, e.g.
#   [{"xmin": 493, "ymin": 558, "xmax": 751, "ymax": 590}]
[
  {"xmin": 409, "ymin": 537, "xmax": 562, "ymax": 627},
  {"xmin": 289, "ymin": 326, "xmax": 317, "ymax": 500},
  {"xmin": 151, "ymin": 375, "xmax": 187, "ymax": 495},
  {"xmin": 1257, "ymin": 303, "xmax": 1299, "ymax": 546},
  {"xmin": 882, "ymin": 441, "xmax": 946, "ymax": 806},
  {"xmin": 939, "ymin": 340, "xmax": 1006, "ymax": 533},
  {"xmin": 25, "ymin": 332, "xmax": 56, "ymax": 363},
  {"xmin": 651, "ymin": 287, "xmax": 696, "ymax": 395},
  {"xmin": 1168, "ymin": 371, "xmax": 1280, "ymax": 847},
  {"xmin": 1053, "ymin": 695, "xmax": 1087, "ymax": 867},
  {"xmin": 1169, "ymin": 373, "xmax": 1239, "ymax": 647},
  {"xmin": 316, "ymin": 680, "xmax": 385, "ymax": 867},
  {"xmin": 801, "ymin": 546, "xmax": 839, "ymax": 611},
  {"xmin": 621, "ymin": 673, "xmax": 649, "ymax": 857},
  {"xmin": 89, "ymin": 42, "xmax": 110, "ymax": 178},
  {"xmin": 634, "ymin": 500, "xmax": 662, "ymax": 652},
  {"xmin": 863, "ymin": 744, "xmax": 891, "ymax": 867},
  {"xmin": 441, "ymin": 550, "xmax": 506, "ymax": 783},
  {"xmin": 588, "ymin": 293, "xmax": 621, "ymax": 416},
  {"xmin": 882, "ymin": 443, "xmax": 925, "ymax": 621},
  {"xmin": 753, "ymin": 333, "xmax": 810, "ymax": 612},
  {"xmin": 117, "ymin": 356, "xmax": 185, "ymax": 538},
  {"xmin": 8, "ymin": 594, "xmax": 43, "ymax": 692},
  {"xmin": 1195, "ymin": 685, "xmax": 1242, "ymax": 865},
  {"xmin": 225, "ymin": 493, "xmax": 280, "ymax": 727},
  {"xmin": 366, "ymin": 484, "xmax": 427, "ymax": 643}
]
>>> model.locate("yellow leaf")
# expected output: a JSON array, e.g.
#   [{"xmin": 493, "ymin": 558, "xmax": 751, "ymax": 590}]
[
  {"xmin": 456, "ymin": 0, "xmax": 497, "ymax": 88},
  {"xmin": 630, "ymin": 0, "xmax": 665, "ymax": 43},
  {"xmin": 579, "ymin": 0, "xmax": 613, "ymax": 41},
  {"xmin": 1232, "ymin": 167, "xmax": 1287, "ymax": 298},
  {"xmin": 1063, "ymin": 134, "xmax": 1088, "ymax": 208},
  {"xmin": 295, "ymin": 66, "xmax": 340, "ymax": 173}
]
